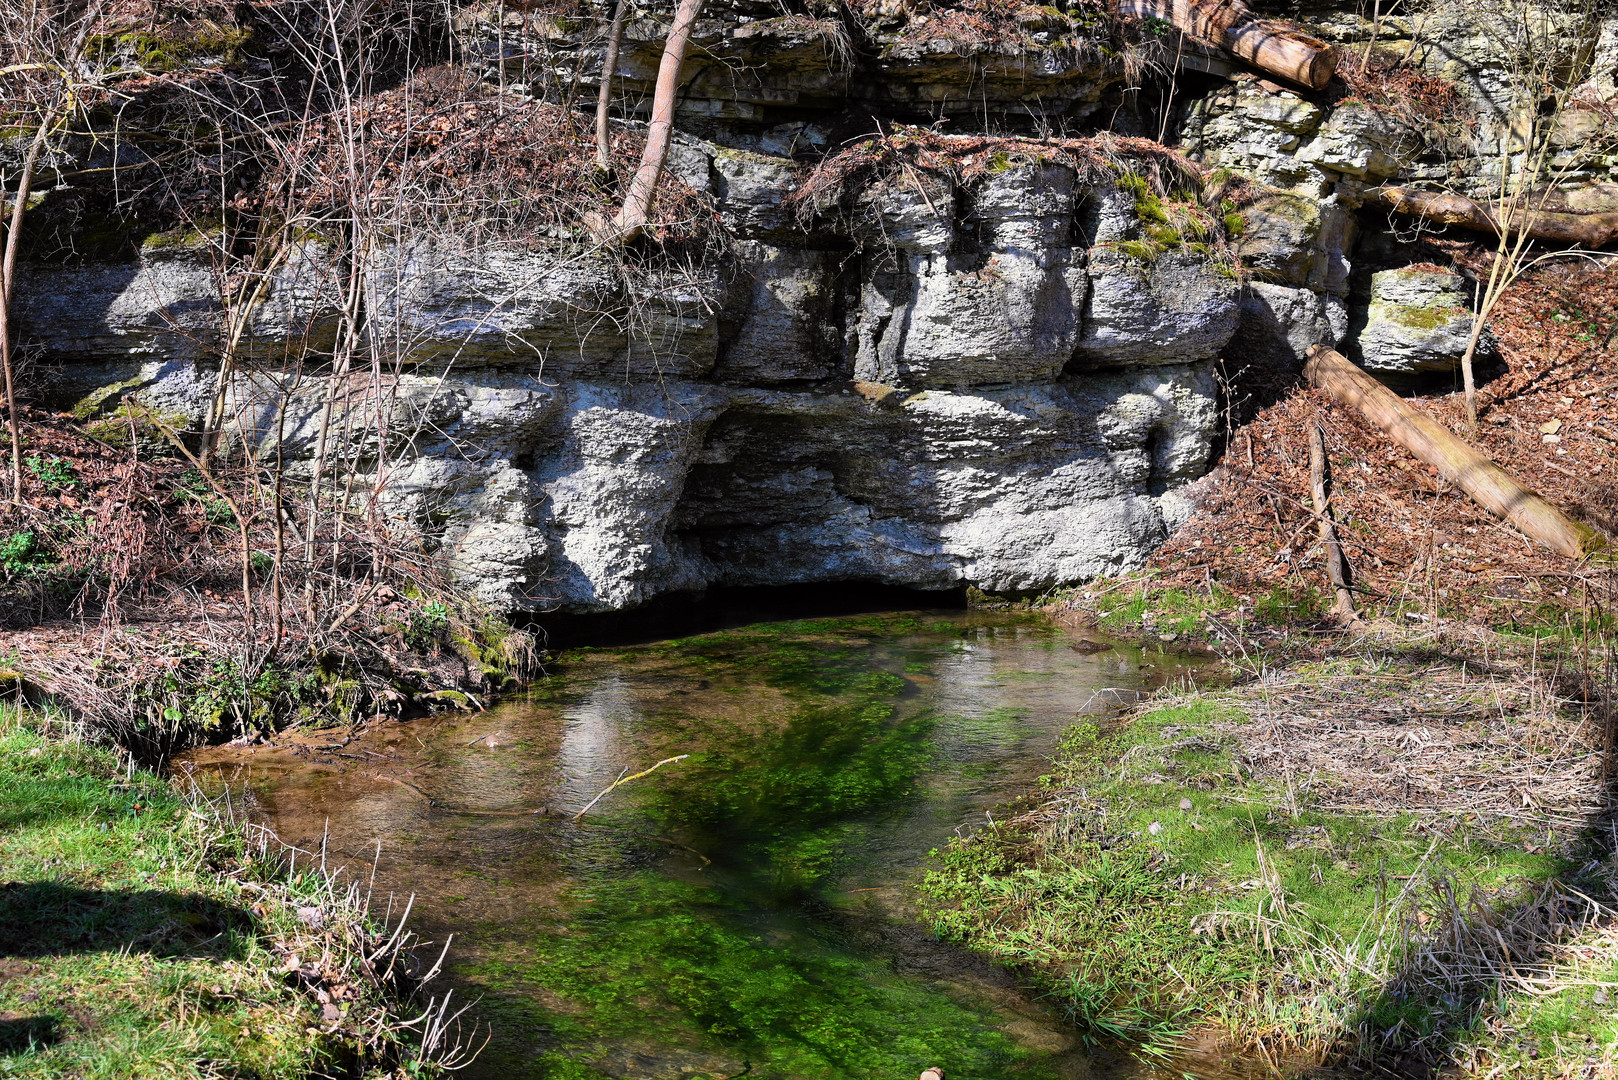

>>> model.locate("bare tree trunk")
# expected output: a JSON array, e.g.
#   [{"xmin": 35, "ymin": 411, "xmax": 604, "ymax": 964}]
[
  {"xmin": 1308, "ymin": 423, "xmax": 1359, "ymax": 625},
  {"xmin": 1457, "ymin": 236, "xmax": 1509, "ymax": 427},
  {"xmin": 1303, "ymin": 345, "xmax": 1604, "ymax": 559},
  {"xmin": 0, "ymin": 112, "xmax": 57, "ymax": 503},
  {"xmin": 595, "ymin": 0, "xmax": 705, "ymax": 245},
  {"xmin": 1115, "ymin": 0, "xmax": 1338, "ymax": 89},
  {"xmin": 596, "ymin": 0, "xmax": 630, "ymax": 169}
]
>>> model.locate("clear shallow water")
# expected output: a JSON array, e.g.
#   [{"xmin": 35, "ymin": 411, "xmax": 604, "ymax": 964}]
[{"xmin": 184, "ymin": 609, "xmax": 1214, "ymax": 1080}]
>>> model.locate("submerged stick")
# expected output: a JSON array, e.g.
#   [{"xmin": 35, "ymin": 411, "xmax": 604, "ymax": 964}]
[{"xmin": 573, "ymin": 754, "xmax": 689, "ymax": 820}]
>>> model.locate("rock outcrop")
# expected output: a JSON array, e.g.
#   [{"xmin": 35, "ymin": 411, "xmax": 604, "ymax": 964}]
[
  {"xmin": 12, "ymin": 0, "xmax": 1617, "ymax": 614},
  {"xmin": 18, "ymin": 157, "xmax": 1233, "ymax": 613},
  {"xmin": 1346, "ymin": 266, "xmax": 1494, "ymax": 375}
]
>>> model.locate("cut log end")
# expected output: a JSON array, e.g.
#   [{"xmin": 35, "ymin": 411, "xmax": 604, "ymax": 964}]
[
  {"xmin": 1115, "ymin": 0, "xmax": 1337, "ymax": 89},
  {"xmin": 1226, "ymin": 22, "xmax": 1338, "ymax": 89}
]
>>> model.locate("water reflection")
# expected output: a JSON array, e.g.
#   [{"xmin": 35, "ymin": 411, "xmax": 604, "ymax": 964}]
[{"xmin": 556, "ymin": 673, "xmax": 639, "ymax": 811}]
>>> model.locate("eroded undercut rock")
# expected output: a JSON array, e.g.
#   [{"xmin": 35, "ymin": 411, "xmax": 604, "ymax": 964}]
[
  {"xmin": 23, "ymin": 0, "xmax": 1610, "ymax": 614},
  {"xmin": 19, "ymin": 159, "xmax": 1237, "ymax": 613}
]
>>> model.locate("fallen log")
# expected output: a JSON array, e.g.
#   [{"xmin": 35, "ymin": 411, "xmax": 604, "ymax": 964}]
[
  {"xmin": 1116, "ymin": 0, "xmax": 1338, "ymax": 90},
  {"xmin": 1302, "ymin": 345, "xmax": 1606, "ymax": 560},
  {"xmin": 1378, "ymin": 186, "xmax": 1618, "ymax": 249},
  {"xmin": 1308, "ymin": 424, "xmax": 1360, "ymax": 625}
]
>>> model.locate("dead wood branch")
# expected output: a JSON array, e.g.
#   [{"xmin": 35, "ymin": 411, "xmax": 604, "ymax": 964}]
[
  {"xmin": 1308, "ymin": 423, "xmax": 1359, "ymax": 625},
  {"xmin": 1379, "ymin": 186, "xmax": 1618, "ymax": 249},
  {"xmin": 1302, "ymin": 345, "xmax": 1605, "ymax": 560}
]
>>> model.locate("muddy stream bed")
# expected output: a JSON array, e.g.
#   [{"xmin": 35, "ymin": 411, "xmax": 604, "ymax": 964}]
[{"xmin": 183, "ymin": 608, "xmax": 1222, "ymax": 1079}]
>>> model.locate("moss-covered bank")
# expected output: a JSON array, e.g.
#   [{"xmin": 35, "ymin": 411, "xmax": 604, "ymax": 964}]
[
  {"xmin": 0, "ymin": 704, "xmax": 454, "ymax": 1079},
  {"xmin": 921, "ymin": 634, "xmax": 1618, "ymax": 1077}
]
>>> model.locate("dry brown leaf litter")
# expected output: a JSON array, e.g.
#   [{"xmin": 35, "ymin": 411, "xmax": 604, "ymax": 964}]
[{"xmin": 1107, "ymin": 259, "xmax": 1618, "ymax": 632}]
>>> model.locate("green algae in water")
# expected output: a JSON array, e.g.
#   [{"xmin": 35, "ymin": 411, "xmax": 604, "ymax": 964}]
[
  {"xmin": 457, "ymin": 619, "xmax": 1064, "ymax": 1077},
  {"xmin": 651, "ymin": 699, "xmax": 933, "ymax": 897},
  {"xmin": 474, "ymin": 875, "xmax": 1048, "ymax": 1080},
  {"xmin": 213, "ymin": 611, "xmax": 1181, "ymax": 1079}
]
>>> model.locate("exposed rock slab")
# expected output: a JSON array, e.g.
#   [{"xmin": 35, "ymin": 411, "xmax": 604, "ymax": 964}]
[
  {"xmin": 1346, "ymin": 267, "xmax": 1493, "ymax": 375},
  {"xmin": 16, "ymin": 130, "xmax": 1240, "ymax": 613}
]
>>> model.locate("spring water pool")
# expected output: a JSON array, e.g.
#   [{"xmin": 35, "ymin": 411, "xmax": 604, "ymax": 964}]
[{"xmin": 184, "ymin": 608, "xmax": 1215, "ymax": 1079}]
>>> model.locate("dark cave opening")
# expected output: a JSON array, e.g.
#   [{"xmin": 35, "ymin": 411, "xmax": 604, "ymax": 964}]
[{"xmin": 519, "ymin": 580, "xmax": 969, "ymax": 651}]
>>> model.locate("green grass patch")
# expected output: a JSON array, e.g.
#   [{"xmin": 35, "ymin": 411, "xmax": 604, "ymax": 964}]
[
  {"xmin": 1092, "ymin": 581, "xmax": 1235, "ymax": 637},
  {"xmin": 921, "ymin": 688, "xmax": 1572, "ymax": 1064},
  {"xmin": 0, "ymin": 706, "xmax": 427, "ymax": 1078}
]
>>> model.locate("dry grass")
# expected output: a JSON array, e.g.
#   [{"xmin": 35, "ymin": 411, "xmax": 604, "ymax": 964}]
[
  {"xmin": 1334, "ymin": 46, "xmax": 1472, "ymax": 128},
  {"xmin": 840, "ymin": 0, "xmax": 1110, "ymax": 51},
  {"xmin": 926, "ymin": 630, "xmax": 1618, "ymax": 1076},
  {"xmin": 1217, "ymin": 658, "xmax": 1608, "ymax": 830},
  {"xmin": 0, "ymin": 409, "xmax": 535, "ymax": 759},
  {"xmin": 280, "ymin": 65, "xmax": 720, "ymax": 248}
]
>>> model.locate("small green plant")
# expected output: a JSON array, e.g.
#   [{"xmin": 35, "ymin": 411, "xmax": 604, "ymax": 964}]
[
  {"xmin": 1095, "ymin": 583, "xmax": 1235, "ymax": 637},
  {"xmin": 174, "ymin": 470, "xmax": 210, "ymax": 496},
  {"xmin": 1253, "ymin": 584, "xmax": 1326, "ymax": 626},
  {"xmin": 407, "ymin": 601, "xmax": 452, "ymax": 651},
  {"xmin": 0, "ymin": 531, "xmax": 51, "ymax": 573},
  {"xmin": 171, "ymin": 471, "xmax": 234, "ymax": 522},
  {"xmin": 250, "ymin": 551, "xmax": 274, "ymax": 578},
  {"xmin": 25, "ymin": 455, "xmax": 76, "ymax": 490}
]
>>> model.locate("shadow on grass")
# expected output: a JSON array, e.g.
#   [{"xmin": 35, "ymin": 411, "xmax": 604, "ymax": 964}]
[
  {"xmin": 1330, "ymin": 846, "xmax": 1612, "ymax": 1077},
  {"xmin": 0, "ymin": 882, "xmax": 250, "ymax": 961},
  {"xmin": 0, "ymin": 1014, "xmax": 59, "ymax": 1054},
  {"xmin": 1334, "ymin": 644, "xmax": 1618, "ymax": 1076}
]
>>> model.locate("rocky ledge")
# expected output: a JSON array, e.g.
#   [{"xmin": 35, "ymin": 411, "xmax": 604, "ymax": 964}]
[
  {"xmin": 13, "ymin": 0, "xmax": 1616, "ymax": 614},
  {"xmin": 19, "ymin": 156, "xmax": 1234, "ymax": 613}
]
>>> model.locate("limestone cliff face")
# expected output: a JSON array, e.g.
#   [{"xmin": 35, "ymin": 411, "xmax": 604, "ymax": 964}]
[
  {"xmin": 12, "ymin": 0, "xmax": 1616, "ymax": 613},
  {"xmin": 18, "ymin": 157, "xmax": 1230, "ymax": 613}
]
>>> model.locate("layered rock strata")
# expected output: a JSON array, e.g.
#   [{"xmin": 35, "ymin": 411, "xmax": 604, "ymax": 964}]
[
  {"xmin": 15, "ymin": 0, "xmax": 1618, "ymax": 613},
  {"xmin": 18, "ymin": 159, "xmax": 1233, "ymax": 613}
]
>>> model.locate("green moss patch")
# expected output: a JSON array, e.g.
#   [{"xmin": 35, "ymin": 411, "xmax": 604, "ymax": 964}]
[
  {"xmin": 921, "ymin": 652, "xmax": 1612, "ymax": 1072},
  {"xmin": 88, "ymin": 22, "xmax": 251, "ymax": 75},
  {"xmin": 1378, "ymin": 301, "xmax": 1470, "ymax": 331}
]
